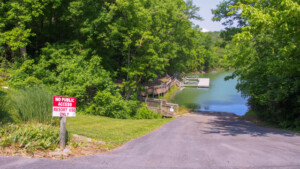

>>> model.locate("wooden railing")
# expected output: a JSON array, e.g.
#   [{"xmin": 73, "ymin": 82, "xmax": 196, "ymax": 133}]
[
  {"xmin": 141, "ymin": 77, "xmax": 183, "ymax": 96},
  {"xmin": 143, "ymin": 98, "xmax": 179, "ymax": 117}
]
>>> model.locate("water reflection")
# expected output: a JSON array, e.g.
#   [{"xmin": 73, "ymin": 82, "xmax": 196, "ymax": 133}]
[{"xmin": 170, "ymin": 71, "xmax": 249, "ymax": 116}]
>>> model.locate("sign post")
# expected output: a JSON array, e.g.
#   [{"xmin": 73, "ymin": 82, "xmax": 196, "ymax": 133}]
[
  {"xmin": 60, "ymin": 116, "xmax": 66, "ymax": 149},
  {"xmin": 52, "ymin": 96, "xmax": 76, "ymax": 150}
]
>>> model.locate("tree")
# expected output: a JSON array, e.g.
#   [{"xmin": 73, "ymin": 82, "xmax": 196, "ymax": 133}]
[
  {"xmin": 222, "ymin": 0, "xmax": 300, "ymax": 129},
  {"xmin": 0, "ymin": 0, "xmax": 67, "ymax": 61}
]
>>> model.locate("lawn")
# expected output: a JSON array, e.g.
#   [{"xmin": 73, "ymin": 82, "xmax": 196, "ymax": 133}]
[{"xmin": 67, "ymin": 114, "xmax": 172, "ymax": 147}]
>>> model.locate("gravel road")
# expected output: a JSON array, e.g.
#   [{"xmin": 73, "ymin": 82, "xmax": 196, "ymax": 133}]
[{"xmin": 1, "ymin": 112, "xmax": 300, "ymax": 169}]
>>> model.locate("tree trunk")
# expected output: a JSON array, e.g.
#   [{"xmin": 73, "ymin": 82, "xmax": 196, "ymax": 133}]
[
  {"xmin": 20, "ymin": 46, "xmax": 27, "ymax": 59},
  {"xmin": 125, "ymin": 87, "xmax": 133, "ymax": 100},
  {"xmin": 127, "ymin": 50, "xmax": 130, "ymax": 81},
  {"xmin": 125, "ymin": 74, "xmax": 144, "ymax": 100}
]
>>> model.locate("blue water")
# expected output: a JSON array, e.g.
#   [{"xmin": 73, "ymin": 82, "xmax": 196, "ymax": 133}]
[{"xmin": 170, "ymin": 71, "xmax": 248, "ymax": 116}]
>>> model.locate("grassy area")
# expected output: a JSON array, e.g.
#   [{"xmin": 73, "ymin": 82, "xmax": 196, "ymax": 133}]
[
  {"xmin": 177, "ymin": 106, "xmax": 191, "ymax": 116},
  {"xmin": 160, "ymin": 85, "xmax": 180, "ymax": 101},
  {"xmin": 67, "ymin": 114, "xmax": 172, "ymax": 148}
]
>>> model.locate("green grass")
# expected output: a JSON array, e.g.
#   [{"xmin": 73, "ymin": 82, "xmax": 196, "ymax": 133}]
[
  {"xmin": 67, "ymin": 114, "xmax": 172, "ymax": 147},
  {"xmin": 160, "ymin": 85, "xmax": 180, "ymax": 101},
  {"xmin": 9, "ymin": 87, "xmax": 56, "ymax": 124}
]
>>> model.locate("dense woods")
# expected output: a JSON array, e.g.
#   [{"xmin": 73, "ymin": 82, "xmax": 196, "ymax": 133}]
[
  {"xmin": 214, "ymin": 0, "xmax": 300, "ymax": 129},
  {"xmin": 2, "ymin": 0, "xmax": 298, "ymax": 129},
  {"xmin": 0, "ymin": 0, "xmax": 225, "ymax": 119}
]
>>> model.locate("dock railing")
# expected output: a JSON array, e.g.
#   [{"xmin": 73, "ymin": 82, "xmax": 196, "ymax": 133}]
[
  {"xmin": 141, "ymin": 77, "xmax": 183, "ymax": 97},
  {"xmin": 140, "ymin": 76, "xmax": 210, "ymax": 97},
  {"xmin": 144, "ymin": 98, "xmax": 179, "ymax": 117}
]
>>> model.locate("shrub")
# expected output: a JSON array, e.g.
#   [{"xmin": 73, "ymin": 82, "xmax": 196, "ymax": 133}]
[
  {"xmin": 134, "ymin": 104, "xmax": 162, "ymax": 119},
  {"xmin": 10, "ymin": 87, "xmax": 56, "ymax": 124},
  {"xmin": 0, "ymin": 123, "xmax": 60, "ymax": 152},
  {"xmin": 87, "ymin": 90, "xmax": 133, "ymax": 119},
  {"xmin": 295, "ymin": 118, "xmax": 300, "ymax": 131},
  {"xmin": 87, "ymin": 90, "xmax": 161, "ymax": 119}
]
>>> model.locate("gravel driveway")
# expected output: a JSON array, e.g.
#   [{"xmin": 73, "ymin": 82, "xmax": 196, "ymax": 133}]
[{"xmin": 1, "ymin": 112, "xmax": 300, "ymax": 169}]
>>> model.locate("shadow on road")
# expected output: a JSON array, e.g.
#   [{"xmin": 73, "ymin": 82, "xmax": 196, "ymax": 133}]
[{"xmin": 195, "ymin": 111, "xmax": 297, "ymax": 137}]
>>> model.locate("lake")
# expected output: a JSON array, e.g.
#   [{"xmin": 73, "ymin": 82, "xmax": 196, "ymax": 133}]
[{"xmin": 170, "ymin": 70, "xmax": 248, "ymax": 116}]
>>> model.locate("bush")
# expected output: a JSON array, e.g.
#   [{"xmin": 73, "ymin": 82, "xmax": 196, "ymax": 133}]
[
  {"xmin": 0, "ymin": 123, "xmax": 60, "ymax": 152},
  {"xmin": 134, "ymin": 104, "xmax": 162, "ymax": 119},
  {"xmin": 87, "ymin": 90, "xmax": 161, "ymax": 119},
  {"xmin": 86, "ymin": 90, "xmax": 130, "ymax": 119},
  {"xmin": 10, "ymin": 87, "xmax": 56, "ymax": 124}
]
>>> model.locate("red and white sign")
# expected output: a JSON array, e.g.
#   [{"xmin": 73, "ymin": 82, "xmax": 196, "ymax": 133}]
[{"xmin": 52, "ymin": 96, "xmax": 76, "ymax": 117}]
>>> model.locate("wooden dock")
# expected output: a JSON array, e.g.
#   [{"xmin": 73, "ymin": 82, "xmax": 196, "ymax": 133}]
[
  {"xmin": 141, "ymin": 77, "xmax": 183, "ymax": 96},
  {"xmin": 183, "ymin": 78, "xmax": 210, "ymax": 88},
  {"xmin": 198, "ymin": 78, "xmax": 210, "ymax": 88},
  {"xmin": 141, "ymin": 76, "xmax": 210, "ymax": 97}
]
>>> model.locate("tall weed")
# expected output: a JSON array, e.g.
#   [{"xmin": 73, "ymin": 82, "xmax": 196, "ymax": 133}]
[
  {"xmin": 0, "ymin": 89, "xmax": 11, "ymax": 123},
  {"xmin": 10, "ymin": 87, "xmax": 56, "ymax": 124}
]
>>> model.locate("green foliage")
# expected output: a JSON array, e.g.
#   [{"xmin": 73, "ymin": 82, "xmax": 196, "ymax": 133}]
[
  {"xmin": 0, "ymin": 0, "xmax": 65, "ymax": 60},
  {"xmin": 212, "ymin": 0, "xmax": 247, "ymax": 28},
  {"xmin": 0, "ymin": 58, "xmax": 9, "ymax": 87},
  {"xmin": 87, "ymin": 90, "xmax": 161, "ymax": 119},
  {"xmin": 9, "ymin": 42, "xmax": 162, "ymax": 119},
  {"xmin": 2, "ymin": 0, "xmax": 228, "ymax": 120},
  {"xmin": 9, "ymin": 42, "xmax": 116, "ymax": 106},
  {"xmin": 87, "ymin": 90, "xmax": 132, "ymax": 119},
  {"xmin": 1, "ymin": 0, "xmax": 221, "ymax": 98},
  {"xmin": 212, "ymin": 0, "xmax": 245, "ymax": 44},
  {"xmin": 160, "ymin": 85, "xmax": 180, "ymax": 100},
  {"xmin": 221, "ymin": 0, "xmax": 300, "ymax": 129},
  {"xmin": 134, "ymin": 104, "xmax": 161, "ymax": 119},
  {"xmin": 0, "ymin": 89, "xmax": 10, "ymax": 122},
  {"xmin": 0, "ymin": 123, "xmax": 60, "ymax": 152},
  {"xmin": 9, "ymin": 87, "xmax": 56, "ymax": 124}
]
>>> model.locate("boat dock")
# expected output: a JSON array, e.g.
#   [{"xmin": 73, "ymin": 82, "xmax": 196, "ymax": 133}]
[
  {"xmin": 183, "ymin": 78, "xmax": 210, "ymax": 88},
  {"xmin": 198, "ymin": 78, "xmax": 210, "ymax": 87}
]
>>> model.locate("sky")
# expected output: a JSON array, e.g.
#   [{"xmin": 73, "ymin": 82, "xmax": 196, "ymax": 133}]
[{"xmin": 191, "ymin": 0, "xmax": 225, "ymax": 32}]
